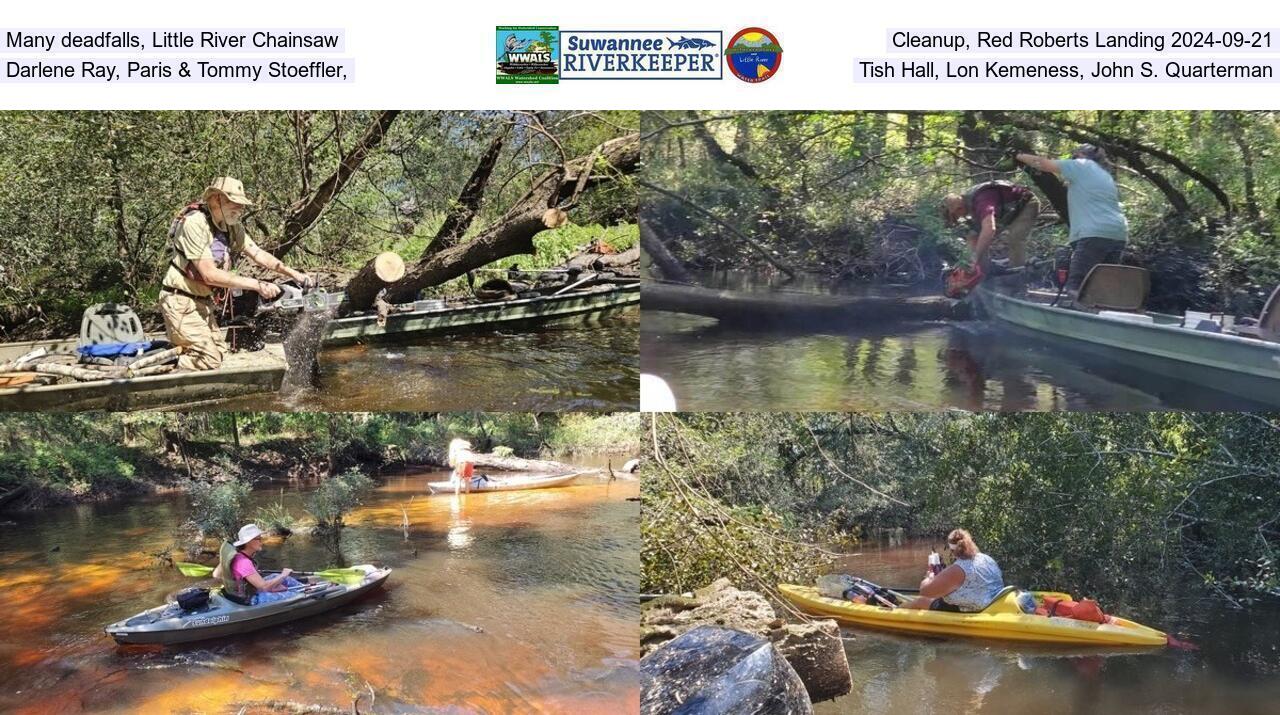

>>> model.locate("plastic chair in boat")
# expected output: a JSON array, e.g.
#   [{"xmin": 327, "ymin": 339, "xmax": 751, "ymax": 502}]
[
  {"xmin": 1234, "ymin": 285, "xmax": 1280, "ymax": 342},
  {"xmin": 78, "ymin": 303, "xmax": 145, "ymax": 349},
  {"xmin": 1075, "ymin": 264, "xmax": 1150, "ymax": 312}
]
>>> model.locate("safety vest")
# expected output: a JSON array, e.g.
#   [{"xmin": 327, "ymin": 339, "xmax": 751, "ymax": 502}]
[
  {"xmin": 168, "ymin": 202, "xmax": 233, "ymax": 287},
  {"xmin": 218, "ymin": 540, "xmax": 258, "ymax": 605},
  {"xmin": 963, "ymin": 181, "xmax": 1031, "ymax": 226}
]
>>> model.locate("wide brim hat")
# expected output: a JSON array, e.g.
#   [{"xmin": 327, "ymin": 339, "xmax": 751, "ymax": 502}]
[
  {"xmin": 233, "ymin": 523, "xmax": 266, "ymax": 547},
  {"xmin": 204, "ymin": 176, "xmax": 254, "ymax": 207}
]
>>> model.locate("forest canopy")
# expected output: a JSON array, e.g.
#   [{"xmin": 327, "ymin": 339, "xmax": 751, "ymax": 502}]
[
  {"xmin": 0, "ymin": 110, "xmax": 637, "ymax": 335},
  {"xmin": 641, "ymin": 110, "xmax": 1280, "ymax": 313},
  {"xmin": 642, "ymin": 412, "xmax": 1280, "ymax": 610}
]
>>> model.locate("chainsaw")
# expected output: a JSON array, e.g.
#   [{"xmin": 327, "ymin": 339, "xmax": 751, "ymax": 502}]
[{"xmin": 254, "ymin": 282, "xmax": 344, "ymax": 314}]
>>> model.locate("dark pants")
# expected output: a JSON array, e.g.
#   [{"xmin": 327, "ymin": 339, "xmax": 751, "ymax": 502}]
[{"xmin": 1067, "ymin": 237, "xmax": 1126, "ymax": 293}]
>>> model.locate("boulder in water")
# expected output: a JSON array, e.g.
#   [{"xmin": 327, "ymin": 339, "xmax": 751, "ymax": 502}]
[{"xmin": 641, "ymin": 625, "xmax": 812, "ymax": 715}]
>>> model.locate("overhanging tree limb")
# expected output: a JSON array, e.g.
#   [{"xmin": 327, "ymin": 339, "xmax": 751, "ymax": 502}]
[{"xmin": 275, "ymin": 110, "xmax": 401, "ymax": 258}]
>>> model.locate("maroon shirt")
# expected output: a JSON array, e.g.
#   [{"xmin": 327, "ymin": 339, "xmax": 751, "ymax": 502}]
[{"xmin": 969, "ymin": 183, "xmax": 1030, "ymax": 224}]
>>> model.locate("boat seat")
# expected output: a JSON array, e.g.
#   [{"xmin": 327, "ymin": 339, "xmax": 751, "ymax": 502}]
[
  {"xmin": 981, "ymin": 585, "xmax": 1020, "ymax": 612},
  {"xmin": 1233, "ymin": 284, "xmax": 1280, "ymax": 342},
  {"xmin": 1076, "ymin": 265, "xmax": 1150, "ymax": 311},
  {"xmin": 78, "ymin": 303, "xmax": 145, "ymax": 348}
]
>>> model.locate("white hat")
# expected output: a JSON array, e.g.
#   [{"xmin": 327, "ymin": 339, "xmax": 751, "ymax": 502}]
[{"xmin": 233, "ymin": 523, "xmax": 266, "ymax": 547}]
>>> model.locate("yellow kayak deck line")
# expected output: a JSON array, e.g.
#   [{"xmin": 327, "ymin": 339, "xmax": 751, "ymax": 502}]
[{"xmin": 778, "ymin": 584, "xmax": 1167, "ymax": 647}]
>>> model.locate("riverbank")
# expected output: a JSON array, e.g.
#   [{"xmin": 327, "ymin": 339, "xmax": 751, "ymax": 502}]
[
  {"xmin": 0, "ymin": 412, "xmax": 640, "ymax": 512},
  {"xmin": 0, "ymin": 468, "xmax": 640, "ymax": 713}
]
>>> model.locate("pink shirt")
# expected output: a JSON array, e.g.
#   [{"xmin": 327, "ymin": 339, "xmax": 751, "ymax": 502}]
[{"xmin": 231, "ymin": 553, "xmax": 257, "ymax": 582}]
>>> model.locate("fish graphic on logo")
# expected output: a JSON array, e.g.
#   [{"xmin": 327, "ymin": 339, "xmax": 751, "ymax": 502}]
[
  {"xmin": 667, "ymin": 36, "xmax": 716, "ymax": 50},
  {"xmin": 726, "ymin": 27, "xmax": 782, "ymax": 83}
]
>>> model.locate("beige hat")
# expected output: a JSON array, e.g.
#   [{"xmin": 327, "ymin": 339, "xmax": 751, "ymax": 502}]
[
  {"xmin": 232, "ymin": 523, "xmax": 266, "ymax": 547},
  {"xmin": 204, "ymin": 176, "xmax": 254, "ymax": 206}
]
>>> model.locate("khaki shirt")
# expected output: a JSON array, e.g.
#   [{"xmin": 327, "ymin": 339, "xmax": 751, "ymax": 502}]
[{"xmin": 162, "ymin": 210, "xmax": 259, "ymax": 297}]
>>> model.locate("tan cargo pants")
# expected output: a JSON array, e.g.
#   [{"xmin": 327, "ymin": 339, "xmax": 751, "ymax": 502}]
[{"xmin": 158, "ymin": 292, "xmax": 226, "ymax": 371}]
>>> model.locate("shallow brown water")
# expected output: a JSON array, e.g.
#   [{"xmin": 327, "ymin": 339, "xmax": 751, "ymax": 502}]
[
  {"xmin": 813, "ymin": 538, "xmax": 1280, "ymax": 715},
  {"xmin": 218, "ymin": 309, "xmax": 639, "ymax": 412},
  {"xmin": 0, "ymin": 468, "xmax": 639, "ymax": 713}
]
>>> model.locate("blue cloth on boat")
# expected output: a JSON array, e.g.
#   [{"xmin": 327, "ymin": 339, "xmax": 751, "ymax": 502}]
[
  {"xmin": 252, "ymin": 576, "xmax": 306, "ymax": 605},
  {"xmin": 77, "ymin": 341, "xmax": 153, "ymax": 358}
]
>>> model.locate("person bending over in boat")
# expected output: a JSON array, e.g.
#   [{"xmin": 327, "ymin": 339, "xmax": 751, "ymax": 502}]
[
  {"xmin": 160, "ymin": 176, "xmax": 314, "ymax": 371},
  {"xmin": 941, "ymin": 180, "xmax": 1040, "ymax": 277},
  {"xmin": 903, "ymin": 529, "xmax": 1005, "ymax": 612},
  {"xmin": 1015, "ymin": 145, "xmax": 1129, "ymax": 304},
  {"xmin": 448, "ymin": 438, "xmax": 477, "ymax": 494},
  {"xmin": 212, "ymin": 524, "xmax": 305, "ymax": 605}
]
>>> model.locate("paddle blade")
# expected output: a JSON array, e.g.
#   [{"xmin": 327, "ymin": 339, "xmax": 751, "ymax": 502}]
[
  {"xmin": 313, "ymin": 568, "xmax": 368, "ymax": 585},
  {"xmin": 176, "ymin": 561, "xmax": 214, "ymax": 577}
]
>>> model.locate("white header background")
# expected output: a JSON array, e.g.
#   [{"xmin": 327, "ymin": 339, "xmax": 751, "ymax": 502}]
[{"xmin": 1, "ymin": 0, "xmax": 1276, "ymax": 109}]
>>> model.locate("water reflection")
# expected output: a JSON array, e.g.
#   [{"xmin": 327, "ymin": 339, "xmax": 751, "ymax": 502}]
[
  {"xmin": 815, "ymin": 538, "xmax": 1280, "ymax": 715},
  {"xmin": 643, "ymin": 310, "xmax": 1267, "ymax": 412},
  {"xmin": 217, "ymin": 310, "xmax": 638, "ymax": 412},
  {"xmin": 0, "ymin": 468, "xmax": 639, "ymax": 713}
]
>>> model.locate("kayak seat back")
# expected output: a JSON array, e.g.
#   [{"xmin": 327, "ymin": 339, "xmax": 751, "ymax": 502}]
[
  {"xmin": 979, "ymin": 586, "xmax": 1025, "ymax": 614},
  {"xmin": 1077, "ymin": 265, "xmax": 1150, "ymax": 311},
  {"xmin": 79, "ymin": 303, "xmax": 145, "ymax": 349}
]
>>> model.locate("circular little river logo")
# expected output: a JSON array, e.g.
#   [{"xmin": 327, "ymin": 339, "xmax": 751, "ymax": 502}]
[{"xmin": 726, "ymin": 27, "xmax": 782, "ymax": 82}]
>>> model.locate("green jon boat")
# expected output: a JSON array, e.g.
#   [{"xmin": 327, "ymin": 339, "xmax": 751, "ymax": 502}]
[
  {"xmin": 323, "ymin": 281, "xmax": 639, "ymax": 345},
  {"xmin": 0, "ymin": 338, "xmax": 286, "ymax": 411},
  {"xmin": 975, "ymin": 284, "xmax": 1280, "ymax": 406}
]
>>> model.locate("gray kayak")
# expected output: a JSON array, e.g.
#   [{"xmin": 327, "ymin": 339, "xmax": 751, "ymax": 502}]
[{"xmin": 105, "ymin": 565, "xmax": 391, "ymax": 645}]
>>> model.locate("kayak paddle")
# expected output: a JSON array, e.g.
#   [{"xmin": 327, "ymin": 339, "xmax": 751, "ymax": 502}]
[{"xmin": 175, "ymin": 561, "xmax": 367, "ymax": 583}]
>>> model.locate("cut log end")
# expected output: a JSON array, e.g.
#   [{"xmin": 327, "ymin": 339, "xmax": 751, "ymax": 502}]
[
  {"xmin": 542, "ymin": 208, "xmax": 569, "ymax": 229},
  {"xmin": 373, "ymin": 251, "xmax": 406, "ymax": 283}
]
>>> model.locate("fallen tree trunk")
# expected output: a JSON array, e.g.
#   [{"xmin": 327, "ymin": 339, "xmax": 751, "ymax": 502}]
[
  {"xmin": 590, "ymin": 245, "xmax": 640, "ymax": 269},
  {"xmin": 643, "ymin": 282, "xmax": 967, "ymax": 328},
  {"xmin": 33, "ymin": 363, "xmax": 122, "ymax": 382},
  {"xmin": 382, "ymin": 132, "xmax": 639, "ymax": 303},
  {"xmin": 640, "ymin": 218, "xmax": 694, "ymax": 283},
  {"xmin": 343, "ymin": 251, "xmax": 406, "ymax": 312},
  {"xmin": 469, "ymin": 452, "xmax": 575, "ymax": 473}
]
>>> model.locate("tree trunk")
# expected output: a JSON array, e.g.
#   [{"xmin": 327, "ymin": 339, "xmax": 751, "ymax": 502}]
[
  {"xmin": 276, "ymin": 110, "xmax": 401, "ymax": 258},
  {"xmin": 343, "ymin": 252, "xmax": 407, "ymax": 312},
  {"xmin": 382, "ymin": 133, "xmax": 639, "ymax": 302},
  {"xmin": 468, "ymin": 452, "xmax": 575, "ymax": 473},
  {"xmin": 421, "ymin": 126, "xmax": 510, "ymax": 259},
  {"xmin": 640, "ymin": 217, "xmax": 694, "ymax": 283},
  {"xmin": 643, "ymin": 282, "xmax": 964, "ymax": 328}
]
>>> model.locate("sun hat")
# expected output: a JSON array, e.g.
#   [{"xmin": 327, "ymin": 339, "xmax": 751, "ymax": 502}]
[
  {"xmin": 233, "ymin": 523, "xmax": 266, "ymax": 547},
  {"xmin": 204, "ymin": 176, "xmax": 254, "ymax": 206}
]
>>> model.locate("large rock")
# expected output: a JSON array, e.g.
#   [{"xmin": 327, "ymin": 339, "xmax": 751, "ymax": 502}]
[
  {"xmin": 642, "ymin": 578, "xmax": 778, "ymax": 655},
  {"xmin": 640, "ymin": 625, "xmax": 813, "ymax": 715},
  {"xmin": 641, "ymin": 579, "xmax": 853, "ymax": 704},
  {"xmin": 771, "ymin": 620, "xmax": 853, "ymax": 703}
]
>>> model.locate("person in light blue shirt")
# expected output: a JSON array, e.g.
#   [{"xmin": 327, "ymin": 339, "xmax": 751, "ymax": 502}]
[
  {"xmin": 903, "ymin": 528, "xmax": 1005, "ymax": 612},
  {"xmin": 1016, "ymin": 145, "xmax": 1129, "ymax": 301}
]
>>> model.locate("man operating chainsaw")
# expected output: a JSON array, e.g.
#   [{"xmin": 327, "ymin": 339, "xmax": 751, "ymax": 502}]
[
  {"xmin": 941, "ymin": 179, "xmax": 1040, "ymax": 297},
  {"xmin": 159, "ymin": 177, "xmax": 313, "ymax": 371}
]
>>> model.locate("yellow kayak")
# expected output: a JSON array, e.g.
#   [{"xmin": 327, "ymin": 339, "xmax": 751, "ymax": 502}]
[{"xmin": 778, "ymin": 584, "xmax": 1168, "ymax": 647}]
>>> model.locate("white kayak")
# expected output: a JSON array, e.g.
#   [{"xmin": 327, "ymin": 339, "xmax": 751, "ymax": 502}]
[{"xmin": 426, "ymin": 471, "xmax": 582, "ymax": 493}]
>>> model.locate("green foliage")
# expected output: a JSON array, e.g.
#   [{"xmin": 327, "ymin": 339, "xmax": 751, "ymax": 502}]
[
  {"xmin": 254, "ymin": 494, "xmax": 297, "ymax": 536},
  {"xmin": 645, "ymin": 110, "xmax": 1280, "ymax": 312},
  {"xmin": 185, "ymin": 479, "xmax": 250, "ymax": 542},
  {"xmin": 546, "ymin": 412, "xmax": 641, "ymax": 454},
  {"xmin": 307, "ymin": 469, "xmax": 375, "ymax": 529},
  {"xmin": 0, "ymin": 412, "xmax": 635, "ymax": 512},
  {"xmin": 0, "ymin": 110, "xmax": 637, "ymax": 333},
  {"xmin": 642, "ymin": 412, "xmax": 1280, "ymax": 607}
]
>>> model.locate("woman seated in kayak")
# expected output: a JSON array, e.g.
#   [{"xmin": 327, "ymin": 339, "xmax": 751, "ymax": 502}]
[
  {"xmin": 212, "ymin": 524, "xmax": 305, "ymax": 605},
  {"xmin": 902, "ymin": 529, "xmax": 1005, "ymax": 612}
]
